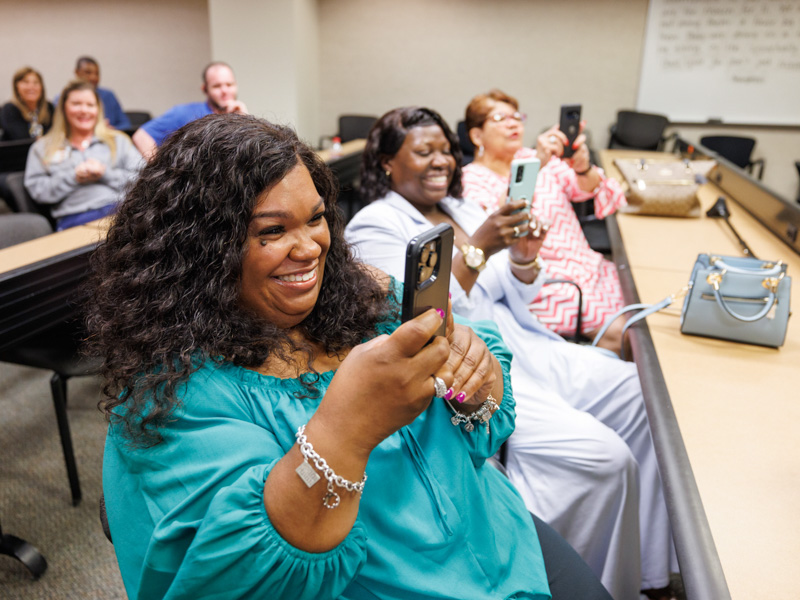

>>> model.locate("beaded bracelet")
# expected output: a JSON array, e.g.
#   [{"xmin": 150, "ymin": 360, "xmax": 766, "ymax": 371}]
[
  {"xmin": 295, "ymin": 424, "xmax": 367, "ymax": 509},
  {"xmin": 445, "ymin": 394, "xmax": 499, "ymax": 434}
]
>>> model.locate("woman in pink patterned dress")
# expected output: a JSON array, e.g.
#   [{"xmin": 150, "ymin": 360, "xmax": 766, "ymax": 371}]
[{"xmin": 461, "ymin": 89, "xmax": 627, "ymax": 355}]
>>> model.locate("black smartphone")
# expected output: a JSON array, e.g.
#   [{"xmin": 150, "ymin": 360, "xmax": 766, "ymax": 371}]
[
  {"xmin": 402, "ymin": 224, "xmax": 453, "ymax": 339},
  {"xmin": 559, "ymin": 104, "xmax": 582, "ymax": 158}
]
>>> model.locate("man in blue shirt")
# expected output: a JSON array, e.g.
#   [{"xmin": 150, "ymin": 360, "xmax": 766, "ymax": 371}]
[
  {"xmin": 132, "ymin": 62, "xmax": 248, "ymax": 160},
  {"xmin": 73, "ymin": 56, "xmax": 130, "ymax": 131}
]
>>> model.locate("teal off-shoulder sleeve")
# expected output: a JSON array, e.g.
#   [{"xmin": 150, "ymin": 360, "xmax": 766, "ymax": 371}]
[{"xmin": 104, "ymin": 366, "xmax": 368, "ymax": 600}]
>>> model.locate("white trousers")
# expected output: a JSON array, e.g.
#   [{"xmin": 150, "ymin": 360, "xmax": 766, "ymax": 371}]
[{"xmin": 500, "ymin": 321, "xmax": 672, "ymax": 600}]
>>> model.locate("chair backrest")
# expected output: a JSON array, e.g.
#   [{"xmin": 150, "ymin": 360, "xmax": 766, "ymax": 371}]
[
  {"xmin": 699, "ymin": 135, "xmax": 756, "ymax": 170},
  {"xmin": 337, "ymin": 115, "xmax": 377, "ymax": 143},
  {"xmin": 0, "ymin": 138, "xmax": 34, "ymax": 173},
  {"xmin": 609, "ymin": 110, "xmax": 669, "ymax": 150},
  {"xmin": 124, "ymin": 111, "xmax": 152, "ymax": 129},
  {"xmin": 0, "ymin": 212, "xmax": 53, "ymax": 249},
  {"xmin": 5, "ymin": 171, "xmax": 54, "ymax": 225},
  {"xmin": 456, "ymin": 120, "xmax": 475, "ymax": 166}
]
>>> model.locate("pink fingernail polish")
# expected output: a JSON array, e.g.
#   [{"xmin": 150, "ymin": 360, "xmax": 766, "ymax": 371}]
[
  {"xmin": 448, "ymin": 292, "xmax": 452, "ymax": 299},
  {"xmin": 436, "ymin": 308, "xmax": 445, "ymax": 319},
  {"xmin": 444, "ymin": 388, "xmax": 454, "ymax": 401},
  {"xmin": 456, "ymin": 392, "xmax": 466, "ymax": 403}
]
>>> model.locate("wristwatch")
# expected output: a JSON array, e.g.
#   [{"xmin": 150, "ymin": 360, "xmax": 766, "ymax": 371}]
[{"xmin": 460, "ymin": 244, "xmax": 486, "ymax": 272}]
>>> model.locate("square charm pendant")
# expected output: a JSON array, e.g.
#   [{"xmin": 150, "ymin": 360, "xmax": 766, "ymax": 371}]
[{"xmin": 296, "ymin": 459, "xmax": 320, "ymax": 488}]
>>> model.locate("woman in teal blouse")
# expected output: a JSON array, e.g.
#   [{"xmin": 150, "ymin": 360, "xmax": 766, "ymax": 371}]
[{"xmin": 87, "ymin": 114, "xmax": 611, "ymax": 600}]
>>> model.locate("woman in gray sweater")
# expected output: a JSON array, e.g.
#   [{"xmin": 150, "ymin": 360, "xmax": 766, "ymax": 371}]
[{"xmin": 24, "ymin": 80, "xmax": 142, "ymax": 230}]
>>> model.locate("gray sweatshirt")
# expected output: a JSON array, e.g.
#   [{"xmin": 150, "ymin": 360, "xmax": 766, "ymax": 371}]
[{"xmin": 24, "ymin": 133, "xmax": 143, "ymax": 219}]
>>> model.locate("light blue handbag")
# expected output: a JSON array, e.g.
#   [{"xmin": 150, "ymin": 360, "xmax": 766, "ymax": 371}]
[
  {"xmin": 592, "ymin": 253, "xmax": 791, "ymax": 355},
  {"xmin": 679, "ymin": 254, "xmax": 791, "ymax": 348}
]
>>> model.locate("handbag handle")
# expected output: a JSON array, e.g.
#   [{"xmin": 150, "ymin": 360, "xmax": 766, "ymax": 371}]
[
  {"xmin": 710, "ymin": 257, "xmax": 783, "ymax": 277},
  {"xmin": 706, "ymin": 271, "xmax": 782, "ymax": 322},
  {"xmin": 591, "ymin": 296, "xmax": 676, "ymax": 358}
]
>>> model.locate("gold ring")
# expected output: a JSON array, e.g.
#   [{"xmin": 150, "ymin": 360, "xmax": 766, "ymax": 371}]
[{"xmin": 513, "ymin": 225, "xmax": 520, "ymax": 237}]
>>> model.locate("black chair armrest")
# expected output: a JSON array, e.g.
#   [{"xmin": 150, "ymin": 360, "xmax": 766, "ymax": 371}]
[
  {"xmin": 749, "ymin": 158, "xmax": 765, "ymax": 180},
  {"xmin": 541, "ymin": 278, "xmax": 584, "ymax": 343}
]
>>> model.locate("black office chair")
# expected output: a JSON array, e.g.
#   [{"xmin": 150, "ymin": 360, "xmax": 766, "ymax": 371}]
[
  {"xmin": 0, "ymin": 212, "xmax": 52, "ymax": 245},
  {"xmin": 607, "ymin": 110, "xmax": 670, "ymax": 151},
  {"xmin": 0, "ymin": 518, "xmax": 47, "ymax": 579},
  {"xmin": 0, "ymin": 139, "xmax": 34, "ymax": 212},
  {"xmin": 456, "ymin": 120, "xmax": 475, "ymax": 166},
  {"xmin": 0, "ymin": 215, "xmax": 101, "ymax": 507},
  {"xmin": 337, "ymin": 114, "xmax": 377, "ymax": 143},
  {"xmin": 700, "ymin": 135, "xmax": 764, "ymax": 180},
  {"xmin": 5, "ymin": 172, "xmax": 56, "ymax": 227},
  {"xmin": 122, "ymin": 111, "xmax": 152, "ymax": 137},
  {"xmin": 795, "ymin": 161, "xmax": 800, "ymax": 204},
  {"xmin": 124, "ymin": 111, "xmax": 151, "ymax": 128},
  {"xmin": 0, "ymin": 138, "xmax": 33, "ymax": 173}
]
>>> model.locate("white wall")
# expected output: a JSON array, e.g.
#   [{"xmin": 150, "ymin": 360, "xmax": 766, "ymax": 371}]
[
  {"xmin": 208, "ymin": 0, "xmax": 320, "ymax": 144},
  {"xmin": 0, "ymin": 0, "xmax": 211, "ymax": 117},
  {"xmin": 317, "ymin": 0, "xmax": 650, "ymax": 147}
]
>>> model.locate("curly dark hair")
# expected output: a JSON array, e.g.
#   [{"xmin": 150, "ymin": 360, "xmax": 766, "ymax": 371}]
[
  {"xmin": 360, "ymin": 107, "xmax": 463, "ymax": 204},
  {"xmin": 86, "ymin": 113, "xmax": 389, "ymax": 446}
]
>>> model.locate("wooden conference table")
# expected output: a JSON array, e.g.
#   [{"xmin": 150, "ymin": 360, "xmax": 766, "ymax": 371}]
[{"xmin": 600, "ymin": 150, "xmax": 800, "ymax": 600}]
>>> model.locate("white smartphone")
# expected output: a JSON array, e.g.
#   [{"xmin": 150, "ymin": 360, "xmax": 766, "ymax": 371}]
[{"xmin": 506, "ymin": 157, "xmax": 541, "ymax": 218}]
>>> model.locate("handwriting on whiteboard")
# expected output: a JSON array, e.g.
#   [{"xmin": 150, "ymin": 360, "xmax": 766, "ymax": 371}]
[{"xmin": 654, "ymin": 0, "xmax": 800, "ymax": 84}]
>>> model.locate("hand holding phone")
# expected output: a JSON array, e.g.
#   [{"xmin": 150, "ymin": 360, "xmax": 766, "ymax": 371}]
[
  {"xmin": 402, "ymin": 224, "xmax": 453, "ymax": 339},
  {"xmin": 505, "ymin": 157, "xmax": 541, "ymax": 235},
  {"xmin": 559, "ymin": 104, "xmax": 582, "ymax": 158}
]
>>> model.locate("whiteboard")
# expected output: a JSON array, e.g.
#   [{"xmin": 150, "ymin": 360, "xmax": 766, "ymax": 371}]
[{"xmin": 637, "ymin": 0, "xmax": 800, "ymax": 125}]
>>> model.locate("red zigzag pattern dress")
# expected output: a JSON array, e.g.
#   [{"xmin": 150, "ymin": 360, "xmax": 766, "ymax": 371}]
[{"xmin": 462, "ymin": 149, "xmax": 626, "ymax": 336}]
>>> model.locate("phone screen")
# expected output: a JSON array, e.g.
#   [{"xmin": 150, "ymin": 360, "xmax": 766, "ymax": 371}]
[{"xmin": 559, "ymin": 104, "xmax": 582, "ymax": 158}]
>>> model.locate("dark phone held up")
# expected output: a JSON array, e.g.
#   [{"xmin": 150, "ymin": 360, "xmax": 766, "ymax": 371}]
[
  {"xmin": 401, "ymin": 224, "xmax": 453, "ymax": 339},
  {"xmin": 559, "ymin": 104, "xmax": 582, "ymax": 159}
]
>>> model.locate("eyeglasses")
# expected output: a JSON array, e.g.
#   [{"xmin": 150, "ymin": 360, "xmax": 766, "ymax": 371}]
[{"xmin": 487, "ymin": 111, "xmax": 527, "ymax": 124}]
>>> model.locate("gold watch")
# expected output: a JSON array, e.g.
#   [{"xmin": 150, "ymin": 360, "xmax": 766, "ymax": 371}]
[{"xmin": 460, "ymin": 244, "xmax": 486, "ymax": 272}]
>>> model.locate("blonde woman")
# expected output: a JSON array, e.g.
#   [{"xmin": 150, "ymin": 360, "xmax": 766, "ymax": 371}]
[
  {"xmin": 0, "ymin": 66, "xmax": 52, "ymax": 140},
  {"xmin": 24, "ymin": 80, "xmax": 142, "ymax": 230}
]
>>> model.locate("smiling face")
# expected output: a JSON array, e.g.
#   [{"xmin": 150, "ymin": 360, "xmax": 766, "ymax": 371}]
[
  {"xmin": 239, "ymin": 163, "xmax": 331, "ymax": 329},
  {"xmin": 470, "ymin": 100, "xmax": 525, "ymax": 159},
  {"xmin": 203, "ymin": 65, "xmax": 238, "ymax": 112},
  {"xmin": 16, "ymin": 72, "xmax": 43, "ymax": 108},
  {"xmin": 64, "ymin": 88, "xmax": 99, "ymax": 136},
  {"xmin": 382, "ymin": 124, "xmax": 456, "ymax": 212}
]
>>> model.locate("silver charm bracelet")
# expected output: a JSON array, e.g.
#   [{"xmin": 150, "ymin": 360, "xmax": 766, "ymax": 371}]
[
  {"xmin": 295, "ymin": 424, "xmax": 367, "ymax": 509},
  {"xmin": 446, "ymin": 394, "xmax": 499, "ymax": 433}
]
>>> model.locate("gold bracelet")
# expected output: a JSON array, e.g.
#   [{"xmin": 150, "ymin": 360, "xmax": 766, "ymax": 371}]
[{"xmin": 509, "ymin": 255, "xmax": 544, "ymax": 271}]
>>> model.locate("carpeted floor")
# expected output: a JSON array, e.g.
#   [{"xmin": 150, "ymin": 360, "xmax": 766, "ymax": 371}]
[{"xmin": 0, "ymin": 361, "xmax": 127, "ymax": 599}]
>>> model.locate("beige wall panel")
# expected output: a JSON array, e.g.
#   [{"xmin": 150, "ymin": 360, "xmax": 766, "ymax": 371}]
[
  {"xmin": 318, "ymin": 0, "xmax": 649, "ymax": 148},
  {"xmin": 0, "ymin": 0, "xmax": 211, "ymax": 118},
  {"xmin": 208, "ymin": 0, "xmax": 320, "ymax": 144}
]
